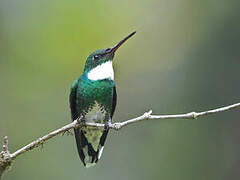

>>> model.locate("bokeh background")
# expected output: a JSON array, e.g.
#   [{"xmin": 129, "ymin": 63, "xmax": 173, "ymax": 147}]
[{"xmin": 0, "ymin": 0, "xmax": 240, "ymax": 179}]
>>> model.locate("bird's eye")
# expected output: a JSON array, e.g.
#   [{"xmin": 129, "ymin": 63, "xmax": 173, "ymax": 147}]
[{"xmin": 93, "ymin": 55, "xmax": 99, "ymax": 61}]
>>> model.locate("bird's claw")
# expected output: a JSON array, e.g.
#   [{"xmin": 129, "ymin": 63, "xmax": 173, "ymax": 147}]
[
  {"xmin": 80, "ymin": 119, "xmax": 87, "ymax": 128},
  {"xmin": 77, "ymin": 116, "xmax": 87, "ymax": 128},
  {"xmin": 104, "ymin": 121, "xmax": 111, "ymax": 130}
]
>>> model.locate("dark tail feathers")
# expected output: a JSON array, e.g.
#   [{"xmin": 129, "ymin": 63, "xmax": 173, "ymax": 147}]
[{"xmin": 74, "ymin": 128, "xmax": 108, "ymax": 167}]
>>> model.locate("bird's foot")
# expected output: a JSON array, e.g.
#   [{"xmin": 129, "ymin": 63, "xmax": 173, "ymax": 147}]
[
  {"xmin": 80, "ymin": 118, "xmax": 87, "ymax": 128},
  {"xmin": 77, "ymin": 116, "xmax": 87, "ymax": 128},
  {"xmin": 104, "ymin": 121, "xmax": 111, "ymax": 131}
]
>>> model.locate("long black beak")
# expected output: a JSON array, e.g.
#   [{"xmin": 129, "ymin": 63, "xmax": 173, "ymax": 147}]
[{"xmin": 109, "ymin": 31, "xmax": 136, "ymax": 54}]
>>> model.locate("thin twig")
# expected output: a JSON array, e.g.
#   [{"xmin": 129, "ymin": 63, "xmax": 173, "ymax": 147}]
[
  {"xmin": 10, "ymin": 121, "xmax": 79, "ymax": 159},
  {"xmin": 116, "ymin": 102, "xmax": 240, "ymax": 129},
  {"xmin": 0, "ymin": 102, "xmax": 240, "ymax": 178}
]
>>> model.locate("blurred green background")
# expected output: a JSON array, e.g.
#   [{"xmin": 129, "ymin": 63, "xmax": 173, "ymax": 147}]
[{"xmin": 0, "ymin": 0, "xmax": 240, "ymax": 179}]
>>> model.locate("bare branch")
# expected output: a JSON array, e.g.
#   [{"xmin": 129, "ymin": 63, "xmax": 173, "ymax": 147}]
[
  {"xmin": 10, "ymin": 121, "xmax": 79, "ymax": 159},
  {"xmin": 114, "ymin": 102, "xmax": 240, "ymax": 129},
  {"xmin": 0, "ymin": 102, "xmax": 240, "ymax": 178}
]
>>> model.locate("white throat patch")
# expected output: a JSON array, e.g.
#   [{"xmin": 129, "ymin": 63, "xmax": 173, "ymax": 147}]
[{"xmin": 88, "ymin": 61, "xmax": 114, "ymax": 81}]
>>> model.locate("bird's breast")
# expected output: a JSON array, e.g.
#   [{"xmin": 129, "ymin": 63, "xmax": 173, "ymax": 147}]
[{"xmin": 84, "ymin": 101, "xmax": 107, "ymax": 123}]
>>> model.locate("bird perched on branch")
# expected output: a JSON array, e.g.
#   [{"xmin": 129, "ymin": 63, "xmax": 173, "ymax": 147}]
[{"xmin": 69, "ymin": 31, "xmax": 136, "ymax": 167}]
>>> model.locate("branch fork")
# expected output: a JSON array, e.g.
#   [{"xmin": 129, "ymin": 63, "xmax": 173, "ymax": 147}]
[{"xmin": 0, "ymin": 136, "xmax": 12, "ymax": 178}]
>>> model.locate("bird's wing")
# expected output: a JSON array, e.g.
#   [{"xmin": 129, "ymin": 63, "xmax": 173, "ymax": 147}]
[
  {"xmin": 69, "ymin": 77, "xmax": 101, "ymax": 167},
  {"xmin": 69, "ymin": 78, "xmax": 79, "ymax": 121},
  {"xmin": 69, "ymin": 77, "xmax": 89, "ymax": 165},
  {"xmin": 111, "ymin": 85, "xmax": 117, "ymax": 119}
]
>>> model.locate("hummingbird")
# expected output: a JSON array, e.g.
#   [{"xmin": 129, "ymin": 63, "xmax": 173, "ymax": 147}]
[{"xmin": 69, "ymin": 31, "xmax": 136, "ymax": 167}]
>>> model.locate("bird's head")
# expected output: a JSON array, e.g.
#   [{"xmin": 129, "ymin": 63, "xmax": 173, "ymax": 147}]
[{"xmin": 84, "ymin": 31, "xmax": 136, "ymax": 80}]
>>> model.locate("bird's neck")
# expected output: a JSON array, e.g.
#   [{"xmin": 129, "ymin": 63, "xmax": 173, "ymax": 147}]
[{"xmin": 87, "ymin": 61, "xmax": 114, "ymax": 81}]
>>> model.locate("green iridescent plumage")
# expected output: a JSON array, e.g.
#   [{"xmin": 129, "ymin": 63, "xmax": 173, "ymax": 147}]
[
  {"xmin": 69, "ymin": 31, "xmax": 135, "ymax": 167},
  {"xmin": 70, "ymin": 73, "xmax": 116, "ymax": 120}
]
